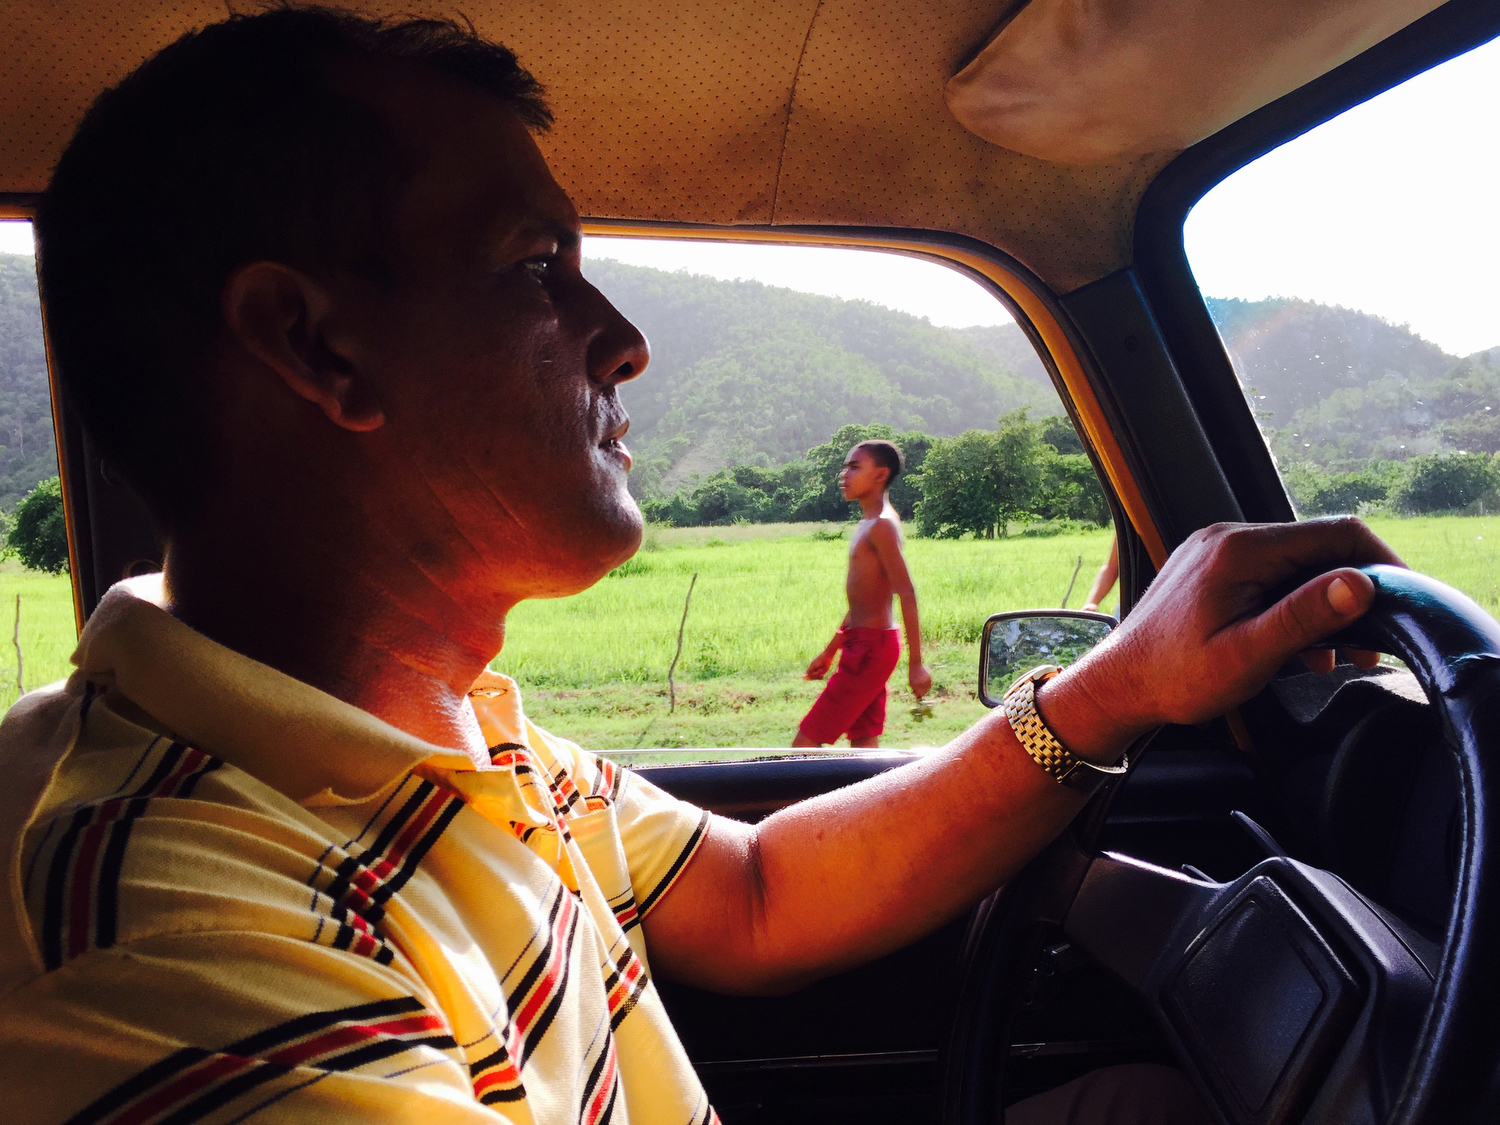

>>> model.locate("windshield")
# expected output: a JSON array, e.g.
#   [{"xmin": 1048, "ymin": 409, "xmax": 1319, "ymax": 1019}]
[{"xmin": 1185, "ymin": 34, "xmax": 1500, "ymax": 617}]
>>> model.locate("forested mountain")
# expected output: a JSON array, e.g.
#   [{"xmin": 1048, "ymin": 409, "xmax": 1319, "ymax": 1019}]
[
  {"xmin": 586, "ymin": 259, "xmax": 1057, "ymax": 496},
  {"xmin": 0, "ymin": 254, "xmax": 57, "ymax": 510},
  {"xmin": 1206, "ymin": 296, "xmax": 1498, "ymax": 467},
  {"xmin": 0, "ymin": 248, "xmax": 1494, "ymax": 518}
]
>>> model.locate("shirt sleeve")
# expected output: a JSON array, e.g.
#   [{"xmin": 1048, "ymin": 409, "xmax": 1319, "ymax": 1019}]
[
  {"xmin": 523, "ymin": 720, "xmax": 710, "ymax": 919},
  {"xmin": 0, "ymin": 931, "xmax": 518, "ymax": 1125}
]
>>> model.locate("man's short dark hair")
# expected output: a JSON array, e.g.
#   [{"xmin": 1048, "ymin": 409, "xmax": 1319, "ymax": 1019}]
[
  {"xmin": 853, "ymin": 440, "xmax": 903, "ymax": 487},
  {"xmin": 36, "ymin": 6, "xmax": 550, "ymax": 534}
]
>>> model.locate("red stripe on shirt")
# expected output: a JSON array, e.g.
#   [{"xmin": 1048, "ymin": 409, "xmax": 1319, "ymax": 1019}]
[
  {"xmin": 514, "ymin": 892, "xmax": 576, "ymax": 1033},
  {"xmin": 264, "ymin": 1013, "xmax": 447, "ymax": 1069},
  {"xmin": 102, "ymin": 1053, "xmax": 252, "ymax": 1125},
  {"xmin": 65, "ymin": 749, "xmax": 209, "ymax": 962}
]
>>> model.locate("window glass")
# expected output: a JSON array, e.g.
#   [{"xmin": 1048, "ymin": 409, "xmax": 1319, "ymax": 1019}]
[
  {"xmin": 490, "ymin": 239, "xmax": 1114, "ymax": 758},
  {"xmin": 1186, "ymin": 36, "xmax": 1500, "ymax": 619},
  {"xmin": 0, "ymin": 224, "xmax": 1114, "ymax": 757},
  {"xmin": 0, "ymin": 220, "xmax": 71, "ymax": 714}
]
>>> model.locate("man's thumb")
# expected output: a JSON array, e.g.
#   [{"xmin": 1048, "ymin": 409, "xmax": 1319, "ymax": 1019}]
[{"xmin": 1259, "ymin": 567, "xmax": 1374, "ymax": 656}]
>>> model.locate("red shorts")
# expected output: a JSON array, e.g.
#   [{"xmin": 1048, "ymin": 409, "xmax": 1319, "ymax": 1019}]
[{"xmin": 798, "ymin": 627, "xmax": 902, "ymax": 744}]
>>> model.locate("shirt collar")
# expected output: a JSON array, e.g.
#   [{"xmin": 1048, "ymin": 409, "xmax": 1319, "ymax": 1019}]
[{"xmin": 71, "ymin": 574, "xmax": 500, "ymax": 806}]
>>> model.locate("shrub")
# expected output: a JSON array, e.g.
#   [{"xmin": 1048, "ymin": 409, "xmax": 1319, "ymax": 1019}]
[
  {"xmin": 1391, "ymin": 452, "xmax": 1500, "ymax": 514},
  {"xmin": 1281, "ymin": 461, "xmax": 1400, "ymax": 516}
]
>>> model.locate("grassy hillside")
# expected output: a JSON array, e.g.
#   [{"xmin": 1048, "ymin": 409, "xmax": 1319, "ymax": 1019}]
[
  {"xmin": 586, "ymin": 259, "xmax": 1059, "ymax": 496},
  {"xmin": 1206, "ymin": 297, "xmax": 1499, "ymax": 467}
]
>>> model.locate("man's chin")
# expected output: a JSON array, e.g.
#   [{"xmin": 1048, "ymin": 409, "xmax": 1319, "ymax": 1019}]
[{"xmin": 567, "ymin": 495, "xmax": 643, "ymax": 588}]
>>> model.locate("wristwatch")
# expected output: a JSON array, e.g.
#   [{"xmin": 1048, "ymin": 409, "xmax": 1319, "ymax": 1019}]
[{"xmin": 1002, "ymin": 664, "xmax": 1129, "ymax": 795}]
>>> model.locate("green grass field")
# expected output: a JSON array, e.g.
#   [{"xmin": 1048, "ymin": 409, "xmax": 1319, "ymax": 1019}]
[
  {"xmin": 6, "ymin": 515, "xmax": 1500, "ymax": 750},
  {"xmin": 0, "ymin": 560, "xmax": 80, "ymax": 715}
]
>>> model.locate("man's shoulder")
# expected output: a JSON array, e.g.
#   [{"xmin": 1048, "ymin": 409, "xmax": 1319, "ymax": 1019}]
[{"xmin": 3, "ymin": 684, "xmax": 357, "ymax": 982}]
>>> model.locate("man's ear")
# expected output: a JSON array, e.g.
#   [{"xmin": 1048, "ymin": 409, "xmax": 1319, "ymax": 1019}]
[{"xmin": 221, "ymin": 261, "xmax": 385, "ymax": 432}]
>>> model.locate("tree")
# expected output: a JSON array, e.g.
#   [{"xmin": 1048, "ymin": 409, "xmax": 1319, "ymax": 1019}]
[
  {"xmin": 800, "ymin": 423, "xmax": 933, "ymax": 521},
  {"xmin": 1280, "ymin": 460, "xmax": 1401, "ymax": 516},
  {"xmin": 1039, "ymin": 413, "xmax": 1084, "ymax": 455},
  {"xmin": 8, "ymin": 476, "xmax": 68, "ymax": 573},
  {"xmin": 915, "ymin": 409, "xmax": 1100, "ymax": 538},
  {"xmin": 990, "ymin": 409, "xmax": 1049, "ymax": 534},
  {"xmin": 1040, "ymin": 453, "xmax": 1111, "ymax": 526},
  {"xmin": 914, "ymin": 429, "xmax": 1004, "ymax": 538}
]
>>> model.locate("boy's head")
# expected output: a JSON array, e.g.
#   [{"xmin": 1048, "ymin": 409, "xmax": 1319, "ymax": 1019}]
[{"xmin": 840, "ymin": 440, "xmax": 903, "ymax": 500}]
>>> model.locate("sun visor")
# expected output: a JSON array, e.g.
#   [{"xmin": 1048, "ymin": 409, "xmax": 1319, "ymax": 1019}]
[{"xmin": 945, "ymin": 0, "xmax": 1448, "ymax": 164}]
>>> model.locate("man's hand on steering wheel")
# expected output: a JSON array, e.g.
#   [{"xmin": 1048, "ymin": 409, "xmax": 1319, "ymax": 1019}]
[{"xmin": 1038, "ymin": 518, "xmax": 1405, "ymax": 761}]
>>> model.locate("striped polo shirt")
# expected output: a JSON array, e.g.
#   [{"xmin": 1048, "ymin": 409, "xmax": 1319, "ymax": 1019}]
[{"xmin": 0, "ymin": 575, "xmax": 716, "ymax": 1125}]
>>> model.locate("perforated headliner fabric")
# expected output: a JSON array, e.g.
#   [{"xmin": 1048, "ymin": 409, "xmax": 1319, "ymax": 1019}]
[{"xmin": 0, "ymin": 0, "xmax": 1433, "ymax": 291}]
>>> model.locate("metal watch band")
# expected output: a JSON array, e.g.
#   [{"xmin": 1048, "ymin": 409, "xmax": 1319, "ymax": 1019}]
[{"xmin": 1002, "ymin": 665, "xmax": 1129, "ymax": 795}]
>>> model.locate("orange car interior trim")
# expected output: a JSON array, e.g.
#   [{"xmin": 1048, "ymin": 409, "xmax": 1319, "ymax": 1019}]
[{"xmin": 585, "ymin": 221, "xmax": 1172, "ymax": 568}]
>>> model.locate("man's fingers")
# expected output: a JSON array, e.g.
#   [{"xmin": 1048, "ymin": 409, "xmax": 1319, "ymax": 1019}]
[
  {"xmin": 1299, "ymin": 647, "xmax": 1337, "ymax": 675},
  {"xmin": 1270, "ymin": 516, "xmax": 1406, "ymax": 571},
  {"xmin": 1251, "ymin": 567, "xmax": 1376, "ymax": 664}
]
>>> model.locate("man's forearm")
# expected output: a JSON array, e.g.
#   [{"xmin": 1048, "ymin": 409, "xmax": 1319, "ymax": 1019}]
[
  {"xmin": 643, "ymin": 672, "xmax": 1117, "ymax": 995},
  {"xmin": 645, "ymin": 520, "xmax": 1400, "ymax": 997}
]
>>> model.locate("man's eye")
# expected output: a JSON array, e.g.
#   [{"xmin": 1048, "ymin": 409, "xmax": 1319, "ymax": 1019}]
[{"xmin": 523, "ymin": 256, "xmax": 554, "ymax": 279}]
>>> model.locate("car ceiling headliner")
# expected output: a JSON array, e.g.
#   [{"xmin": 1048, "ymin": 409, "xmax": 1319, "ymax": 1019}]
[{"xmin": 0, "ymin": 0, "xmax": 1444, "ymax": 293}]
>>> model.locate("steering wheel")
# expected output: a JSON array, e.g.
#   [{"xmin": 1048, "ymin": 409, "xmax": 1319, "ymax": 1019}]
[{"xmin": 943, "ymin": 565, "xmax": 1500, "ymax": 1125}]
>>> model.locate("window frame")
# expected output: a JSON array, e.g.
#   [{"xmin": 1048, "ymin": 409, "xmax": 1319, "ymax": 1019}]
[
  {"xmin": 1130, "ymin": 1, "xmax": 1500, "ymax": 525},
  {"xmin": 19, "ymin": 211, "xmax": 1161, "ymax": 628}
]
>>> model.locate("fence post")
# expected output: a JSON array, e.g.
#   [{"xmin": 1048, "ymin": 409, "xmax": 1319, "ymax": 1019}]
[
  {"xmin": 1061, "ymin": 555, "xmax": 1083, "ymax": 608},
  {"xmin": 667, "ymin": 573, "xmax": 698, "ymax": 713},
  {"xmin": 12, "ymin": 593, "xmax": 22, "ymax": 695}
]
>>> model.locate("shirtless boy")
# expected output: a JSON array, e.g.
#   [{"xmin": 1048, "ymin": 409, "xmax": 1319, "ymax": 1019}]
[{"xmin": 795, "ymin": 440, "xmax": 934, "ymax": 747}]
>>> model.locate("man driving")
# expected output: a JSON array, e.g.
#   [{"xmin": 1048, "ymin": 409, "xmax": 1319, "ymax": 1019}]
[{"xmin": 0, "ymin": 9, "xmax": 1401, "ymax": 1124}]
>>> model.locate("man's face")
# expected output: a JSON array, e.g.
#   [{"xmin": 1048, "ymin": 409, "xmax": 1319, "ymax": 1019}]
[
  {"xmin": 331, "ymin": 63, "xmax": 649, "ymax": 604},
  {"xmin": 839, "ymin": 448, "xmax": 885, "ymax": 501}
]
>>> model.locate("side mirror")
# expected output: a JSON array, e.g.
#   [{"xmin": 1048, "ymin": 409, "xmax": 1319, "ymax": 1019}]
[{"xmin": 978, "ymin": 610, "xmax": 1116, "ymax": 708}]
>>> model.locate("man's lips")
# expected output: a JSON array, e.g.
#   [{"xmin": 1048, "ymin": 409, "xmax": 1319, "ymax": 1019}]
[
  {"xmin": 602, "ymin": 438, "xmax": 632, "ymax": 469},
  {"xmin": 601, "ymin": 417, "xmax": 631, "ymax": 469}
]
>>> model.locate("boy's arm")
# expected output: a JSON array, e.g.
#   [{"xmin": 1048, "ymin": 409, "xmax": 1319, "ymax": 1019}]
[
  {"xmin": 1082, "ymin": 539, "xmax": 1120, "ymax": 612},
  {"xmin": 805, "ymin": 613, "xmax": 851, "ymax": 679},
  {"xmin": 868, "ymin": 522, "xmax": 931, "ymax": 697}
]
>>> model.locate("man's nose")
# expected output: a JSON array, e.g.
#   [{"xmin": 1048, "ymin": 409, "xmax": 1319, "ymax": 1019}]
[{"xmin": 584, "ymin": 282, "xmax": 650, "ymax": 386}]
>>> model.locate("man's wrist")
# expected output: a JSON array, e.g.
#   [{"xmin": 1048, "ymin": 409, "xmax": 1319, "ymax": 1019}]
[{"xmin": 1032, "ymin": 664, "xmax": 1145, "ymax": 765}]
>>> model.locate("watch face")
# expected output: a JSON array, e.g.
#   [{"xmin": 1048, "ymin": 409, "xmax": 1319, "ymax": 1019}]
[{"xmin": 1004, "ymin": 663, "xmax": 1061, "ymax": 699}]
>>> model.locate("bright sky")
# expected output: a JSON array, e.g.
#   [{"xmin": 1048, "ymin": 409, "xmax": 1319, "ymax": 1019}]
[
  {"xmin": 1187, "ymin": 33, "xmax": 1500, "ymax": 358},
  {"xmin": 3, "ymin": 31, "xmax": 1494, "ymax": 352}
]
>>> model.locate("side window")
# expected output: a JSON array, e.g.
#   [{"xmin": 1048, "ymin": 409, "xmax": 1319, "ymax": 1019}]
[
  {"xmin": 1185, "ymin": 36, "xmax": 1500, "ymax": 616},
  {"xmin": 4, "ymin": 226, "xmax": 1116, "ymax": 753},
  {"xmin": 0, "ymin": 220, "xmax": 69, "ymax": 712},
  {"xmin": 498, "ymin": 239, "xmax": 1116, "ymax": 756}
]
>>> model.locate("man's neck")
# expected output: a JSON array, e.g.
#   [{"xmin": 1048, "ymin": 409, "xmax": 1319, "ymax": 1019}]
[{"xmin": 163, "ymin": 523, "xmax": 509, "ymax": 758}]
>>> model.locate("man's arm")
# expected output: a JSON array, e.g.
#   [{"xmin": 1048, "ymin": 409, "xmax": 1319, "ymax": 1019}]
[
  {"xmin": 867, "ymin": 520, "xmax": 931, "ymax": 698},
  {"xmin": 644, "ymin": 519, "xmax": 1401, "ymax": 995}
]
